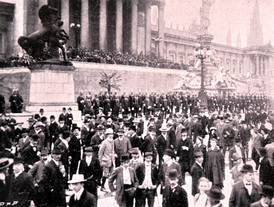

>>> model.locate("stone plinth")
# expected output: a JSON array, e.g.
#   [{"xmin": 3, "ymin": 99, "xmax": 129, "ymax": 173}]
[{"xmin": 26, "ymin": 62, "xmax": 82, "ymax": 126}]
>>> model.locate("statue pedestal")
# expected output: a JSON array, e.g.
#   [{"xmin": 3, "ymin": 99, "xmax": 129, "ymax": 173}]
[{"xmin": 26, "ymin": 62, "xmax": 82, "ymax": 125}]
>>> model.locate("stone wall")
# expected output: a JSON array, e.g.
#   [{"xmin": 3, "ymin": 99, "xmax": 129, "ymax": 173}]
[{"xmin": 73, "ymin": 62, "xmax": 183, "ymax": 98}]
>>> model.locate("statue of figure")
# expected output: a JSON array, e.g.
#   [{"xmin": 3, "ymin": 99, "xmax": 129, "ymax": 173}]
[
  {"xmin": 200, "ymin": 0, "xmax": 215, "ymax": 33},
  {"xmin": 18, "ymin": 5, "xmax": 69, "ymax": 61}
]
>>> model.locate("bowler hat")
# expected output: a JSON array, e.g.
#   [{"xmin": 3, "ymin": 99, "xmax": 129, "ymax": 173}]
[
  {"xmin": 144, "ymin": 152, "xmax": 153, "ymax": 157},
  {"xmin": 68, "ymin": 174, "xmax": 86, "ymax": 184},
  {"xmin": 50, "ymin": 115, "xmax": 55, "ymax": 119},
  {"xmin": 129, "ymin": 125, "xmax": 136, "ymax": 131},
  {"xmin": 148, "ymin": 126, "xmax": 156, "ymax": 132},
  {"xmin": 0, "ymin": 158, "xmax": 14, "ymax": 170},
  {"xmin": 121, "ymin": 154, "xmax": 130, "ymax": 162},
  {"xmin": 240, "ymin": 164, "xmax": 254, "ymax": 173},
  {"xmin": 85, "ymin": 147, "xmax": 94, "ymax": 152},
  {"xmin": 164, "ymin": 149, "xmax": 175, "ymax": 158},
  {"xmin": 206, "ymin": 186, "xmax": 225, "ymax": 200},
  {"xmin": 235, "ymin": 137, "xmax": 241, "ymax": 143},
  {"xmin": 97, "ymin": 124, "xmax": 105, "ymax": 130},
  {"xmin": 130, "ymin": 148, "xmax": 139, "ymax": 155},
  {"xmin": 168, "ymin": 169, "xmax": 178, "ymax": 179},
  {"xmin": 117, "ymin": 128, "xmax": 125, "ymax": 134},
  {"xmin": 13, "ymin": 157, "xmax": 24, "ymax": 165},
  {"xmin": 181, "ymin": 126, "xmax": 187, "ymax": 133},
  {"xmin": 63, "ymin": 131, "xmax": 71, "ymax": 139},
  {"xmin": 40, "ymin": 148, "xmax": 49, "ymax": 156},
  {"xmin": 52, "ymin": 147, "xmax": 61, "ymax": 155}
]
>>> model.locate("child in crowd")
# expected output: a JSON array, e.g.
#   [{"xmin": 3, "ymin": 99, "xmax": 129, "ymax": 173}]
[{"xmin": 194, "ymin": 177, "xmax": 212, "ymax": 207}]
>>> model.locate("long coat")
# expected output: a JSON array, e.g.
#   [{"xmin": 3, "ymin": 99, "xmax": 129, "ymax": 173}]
[
  {"xmin": 205, "ymin": 147, "xmax": 225, "ymax": 188},
  {"xmin": 229, "ymin": 145, "xmax": 246, "ymax": 169},
  {"xmin": 190, "ymin": 162, "xmax": 205, "ymax": 196},
  {"xmin": 7, "ymin": 171, "xmax": 35, "ymax": 207},
  {"xmin": 229, "ymin": 181, "xmax": 261, "ymax": 207},
  {"xmin": 69, "ymin": 189, "xmax": 96, "ymax": 207},
  {"xmin": 108, "ymin": 166, "xmax": 139, "ymax": 205},
  {"xmin": 40, "ymin": 160, "xmax": 66, "ymax": 207},
  {"xmin": 163, "ymin": 185, "xmax": 188, "ymax": 207}
]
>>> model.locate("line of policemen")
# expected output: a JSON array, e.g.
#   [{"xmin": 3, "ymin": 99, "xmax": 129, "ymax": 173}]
[{"xmin": 77, "ymin": 91, "xmax": 270, "ymax": 118}]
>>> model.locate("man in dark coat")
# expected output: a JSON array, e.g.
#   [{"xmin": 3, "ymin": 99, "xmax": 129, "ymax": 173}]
[
  {"xmin": 128, "ymin": 125, "xmax": 143, "ymax": 149},
  {"xmin": 108, "ymin": 154, "xmax": 139, "ymax": 207},
  {"xmin": 68, "ymin": 174, "xmax": 96, "ymax": 207},
  {"xmin": 49, "ymin": 115, "xmax": 59, "ymax": 147},
  {"xmin": 176, "ymin": 127, "xmax": 193, "ymax": 185},
  {"xmin": 90, "ymin": 124, "xmax": 105, "ymax": 157},
  {"xmin": 140, "ymin": 126, "xmax": 157, "ymax": 164},
  {"xmin": 229, "ymin": 164, "xmax": 262, "ymax": 207},
  {"xmin": 229, "ymin": 137, "xmax": 246, "ymax": 169},
  {"xmin": 40, "ymin": 148, "xmax": 67, "ymax": 207},
  {"xmin": 9, "ymin": 89, "xmax": 23, "ymax": 113},
  {"xmin": 0, "ymin": 158, "xmax": 14, "ymax": 203},
  {"xmin": 21, "ymin": 134, "xmax": 40, "ymax": 170},
  {"xmin": 190, "ymin": 150, "xmax": 205, "ymax": 196},
  {"xmin": 79, "ymin": 147, "xmax": 102, "ymax": 201},
  {"xmin": 162, "ymin": 169, "xmax": 188, "ymax": 207},
  {"xmin": 7, "ymin": 158, "xmax": 35, "ymax": 207},
  {"xmin": 135, "ymin": 152, "xmax": 159, "ymax": 207},
  {"xmin": 205, "ymin": 138, "xmax": 225, "ymax": 189}
]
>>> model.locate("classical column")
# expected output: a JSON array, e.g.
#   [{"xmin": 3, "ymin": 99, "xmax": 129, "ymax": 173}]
[
  {"xmin": 145, "ymin": 0, "xmax": 151, "ymax": 56},
  {"xmin": 116, "ymin": 0, "xmax": 123, "ymax": 52},
  {"xmin": 14, "ymin": 0, "xmax": 25, "ymax": 54},
  {"xmin": 131, "ymin": 0, "xmax": 138, "ymax": 54},
  {"xmin": 100, "ymin": 0, "xmax": 107, "ymax": 50},
  {"xmin": 256, "ymin": 55, "xmax": 259, "ymax": 76},
  {"xmin": 158, "ymin": 1, "xmax": 165, "ymax": 57},
  {"xmin": 61, "ymin": 0, "xmax": 70, "ymax": 39},
  {"xmin": 81, "ymin": 0, "xmax": 89, "ymax": 47}
]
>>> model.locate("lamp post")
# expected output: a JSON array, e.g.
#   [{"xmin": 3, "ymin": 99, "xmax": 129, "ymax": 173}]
[
  {"xmin": 194, "ymin": 33, "xmax": 214, "ymax": 108},
  {"xmin": 70, "ymin": 23, "xmax": 81, "ymax": 53}
]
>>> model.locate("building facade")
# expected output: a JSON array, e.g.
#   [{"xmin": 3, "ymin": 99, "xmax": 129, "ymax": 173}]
[{"xmin": 0, "ymin": 0, "xmax": 273, "ymax": 82}]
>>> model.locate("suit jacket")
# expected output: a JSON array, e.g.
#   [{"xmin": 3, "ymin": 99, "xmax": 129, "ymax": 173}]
[
  {"xmin": 135, "ymin": 163, "xmax": 159, "ymax": 187},
  {"xmin": 163, "ymin": 185, "xmax": 188, "ymax": 207},
  {"xmin": 8, "ymin": 171, "xmax": 35, "ymax": 207},
  {"xmin": 229, "ymin": 181, "xmax": 262, "ymax": 207},
  {"xmin": 28, "ymin": 160, "xmax": 46, "ymax": 184},
  {"xmin": 190, "ymin": 162, "xmax": 205, "ymax": 196},
  {"xmin": 108, "ymin": 166, "xmax": 139, "ymax": 205},
  {"xmin": 69, "ymin": 189, "xmax": 96, "ymax": 207},
  {"xmin": 114, "ymin": 137, "xmax": 132, "ymax": 158},
  {"xmin": 130, "ymin": 133, "xmax": 143, "ymax": 149},
  {"xmin": 21, "ymin": 145, "xmax": 40, "ymax": 166},
  {"xmin": 90, "ymin": 133, "xmax": 104, "ymax": 156},
  {"xmin": 18, "ymin": 137, "xmax": 30, "ymax": 152},
  {"xmin": 40, "ymin": 160, "xmax": 66, "ymax": 207}
]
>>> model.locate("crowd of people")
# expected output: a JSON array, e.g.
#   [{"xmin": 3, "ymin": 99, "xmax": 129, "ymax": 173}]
[
  {"xmin": 0, "ymin": 91, "xmax": 274, "ymax": 207},
  {"xmin": 67, "ymin": 47, "xmax": 184, "ymax": 69}
]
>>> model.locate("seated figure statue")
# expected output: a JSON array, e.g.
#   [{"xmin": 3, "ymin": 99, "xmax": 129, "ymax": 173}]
[{"xmin": 18, "ymin": 5, "xmax": 69, "ymax": 61}]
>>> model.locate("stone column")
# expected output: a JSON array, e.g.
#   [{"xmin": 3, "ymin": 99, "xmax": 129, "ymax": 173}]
[
  {"xmin": 131, "ymin": 0, "xmax": 138, "ymax": 54},
  {"xmin": 81, "ymin": 0, "xmax": 89, "ymax": 48},
  {"xmin": 145, "ymin": 0, "xmax": 151, "ymax": 56},
  {"xmin": 14, "ymin": 0, "xmax": 25, "ymax": 55},
  {"xmin": 158, "ymin": 1, "xmax": 165, "ymax": 57},
  {"xmin": 100, "ymin": 0, "xmax": 107, "ymax": 50},
  {"xmin": 116, "ymin": 0, "xmax": 123, "ymax": 52},
  {"xmin": 61, "ymin": 0, "xmax": 70, "ymax": 40}
]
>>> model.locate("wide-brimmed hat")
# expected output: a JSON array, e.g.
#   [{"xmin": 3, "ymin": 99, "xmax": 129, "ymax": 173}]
[
  {"xmin": 105, "ymin": 128, "xmax": 114, "ymax": 135},
  {"xmin": 0, "ymin": 158, "xmax": 14, "ymax": 170},
  {"xmin": 68, "ymin": 174, "xmax": 86, "ymax": 184},
  {"xmin": 159, "ymin": 124, "xmax": 168, "ymax": 131},
  {"xmin": 240, "ymin": 164, "xmax": 254, "ymax": 173},
  {"xmin": 231, "ymin": 153, "xmax": 242, "ymax": 161},
  {"xmin": 206, "ymin": 186, "xmax": 225, "ymax": 200},
  {"xmin": 97, "ymin": 124, "xmax": 105, "ymax": 130},
  {"xmin": 210, "ymin": 127, "xmax": 217, "ymax": 131}
]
